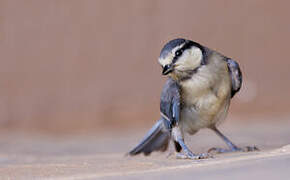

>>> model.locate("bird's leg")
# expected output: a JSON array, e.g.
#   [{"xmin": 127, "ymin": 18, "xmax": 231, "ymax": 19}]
[
  {"xmin": 172, "ymin": 127, "xmax": 211, "ymax": 159},
  {"xmin": 175, "ymin": 138, "xmax": 210, "ymax": 159},
  {"xmin": 208, "ymin": 126, "xmax": 259, "ymax": 154}
]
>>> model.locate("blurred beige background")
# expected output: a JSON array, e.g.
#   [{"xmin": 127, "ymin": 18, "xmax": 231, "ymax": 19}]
[{"xmin": 0, "ymin": 0, "xmax": 289, "ymax": 133}]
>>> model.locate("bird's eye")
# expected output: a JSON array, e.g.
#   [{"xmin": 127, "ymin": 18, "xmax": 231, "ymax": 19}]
[{"xmin": 175, "ymin": 50, "xmax": 182, "ymax": 56}]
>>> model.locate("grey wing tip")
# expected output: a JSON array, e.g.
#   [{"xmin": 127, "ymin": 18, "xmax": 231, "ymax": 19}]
[
  {"xmin": 125, "ymin": 151, "xmax": 145, "ymax": 157},
  {"xmin": 127, "ymin": 147, "xmax": 151, "ymax": 156},
  {"xmin": 127, "ymin": 119, "xmax": 170, "ymax": 157}
]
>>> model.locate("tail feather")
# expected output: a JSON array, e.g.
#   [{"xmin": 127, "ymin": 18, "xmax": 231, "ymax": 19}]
[{"xmin": 128, "ymin": 119, "xmax": 170, "ymax": 156}]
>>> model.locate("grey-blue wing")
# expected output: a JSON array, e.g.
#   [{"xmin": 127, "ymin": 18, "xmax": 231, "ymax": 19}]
[
  {"xmin": 160, "ymin": 78, "xmax": 182, "ymax": 152},
  {"xmin": 128, "ymin": 78, "xmax": 182, "ymax": 156},
  {"xmin": 128, "ymin": 119, "xmax": 170, "ymax": 156},
  {"xmin": 226, "ymin": 59, "xmax": 242, "ymax": 98},
  {"xmin": 160, "ymin": 78, "xmax": 181, "ymax": 127}
]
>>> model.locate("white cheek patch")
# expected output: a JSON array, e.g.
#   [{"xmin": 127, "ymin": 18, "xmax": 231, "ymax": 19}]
[{"xmin": 175, "ymin": 47, "xmax": 203, "ymax": 71}]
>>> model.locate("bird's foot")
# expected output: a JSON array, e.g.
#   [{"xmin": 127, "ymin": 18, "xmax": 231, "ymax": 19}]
[
  {"xmin": 208, "ymin": 146, "xmax": 259, "ymax": 154},
  {"xmin": 176, "ymin": 151, "xmax": 212, "ymax": 160},
  {"xmin": 243, "ymin": 146, "xmax": 259, "ymax": 152}
]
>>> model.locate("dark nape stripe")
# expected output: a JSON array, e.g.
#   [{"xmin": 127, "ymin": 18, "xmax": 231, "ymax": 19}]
[{"xmin": 186, "ymin": 40, "xmax": 207, "ymax": 65}]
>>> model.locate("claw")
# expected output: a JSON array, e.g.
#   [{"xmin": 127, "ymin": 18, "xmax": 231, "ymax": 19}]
[
  {"xmin": 208, "ymin": 146, "xmax": 259, "ymax": 154},
  {"xmin": 176, "ymin": 152, "xmax": 212, "ymax": 160},
  {"xmin": 243, "ymin": 146, "xmax": 259, "ymax": 152}
]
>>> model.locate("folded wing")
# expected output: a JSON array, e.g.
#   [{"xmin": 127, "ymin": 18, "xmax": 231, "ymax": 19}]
[
  {"xmin": 226, "ymin": 59, "xmax": 242, "ymax": 98},
  {"xmin": 128, "ymin": 78, "xmax": 181, "ymax": 156}
]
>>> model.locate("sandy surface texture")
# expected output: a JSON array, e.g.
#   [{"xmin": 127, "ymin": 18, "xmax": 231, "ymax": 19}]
[{"xmin": 0, "ymin": 119, "xmax": 290, "ymax": 179}]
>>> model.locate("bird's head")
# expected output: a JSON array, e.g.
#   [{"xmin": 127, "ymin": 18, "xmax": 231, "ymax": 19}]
[{"xmin": 158, "ymin": 38, "xmax": 205, "ymax": 80}]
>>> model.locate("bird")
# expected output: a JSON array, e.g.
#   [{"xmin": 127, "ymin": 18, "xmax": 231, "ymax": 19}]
[{"xmin": 128, "ymin": 38, "xmax": 258, "ymax": 159}]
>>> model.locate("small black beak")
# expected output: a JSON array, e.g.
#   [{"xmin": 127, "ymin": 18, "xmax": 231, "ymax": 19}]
[{"xmin": 162, "ymin": 64, "xmax": 173, "ymax": 75}]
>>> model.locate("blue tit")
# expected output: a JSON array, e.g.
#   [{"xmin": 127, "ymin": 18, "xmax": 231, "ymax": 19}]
[{"xmin": 129, "ymin": 39, "xmax": 258, "ymax": 159}]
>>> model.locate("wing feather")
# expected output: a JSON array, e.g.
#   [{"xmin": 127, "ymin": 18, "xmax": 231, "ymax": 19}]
[
  {"xmin": 160, "ymin": 78, "xmax": 181, "ymax": 127},
  {"xmin": 226, "ymin": 59, "xmax": 242, "ymax": 98}
]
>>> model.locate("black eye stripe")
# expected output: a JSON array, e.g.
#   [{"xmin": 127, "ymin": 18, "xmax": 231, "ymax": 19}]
[
  {"xmin": 175, "ymin": 49, "xmax": 183, "ymax": 56},
  {"xmin": 171, "ymin": 40, "xmax": 206, "ymax": 65},
  {"xmin": 172, "ymin": 42, "xmax": 192, "ymax": 64}
]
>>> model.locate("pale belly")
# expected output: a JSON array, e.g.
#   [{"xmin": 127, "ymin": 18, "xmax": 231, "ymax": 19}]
[
  {"xmin": 178, "ymin": 60, "xmax": 232, "ymax": 135},
  {"xmin": 180, "ymin": 90, "xmax": 231, "ymax": 135}
]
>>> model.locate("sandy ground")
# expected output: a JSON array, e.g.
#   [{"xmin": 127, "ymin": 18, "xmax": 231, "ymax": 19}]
[{"xmin": 0, "ymin": 117, "xmax": 290, "ymax": 179}]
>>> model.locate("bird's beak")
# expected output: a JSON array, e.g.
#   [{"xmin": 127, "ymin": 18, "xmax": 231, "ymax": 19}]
[{"xmin": 162, "ymin": 64, "xmax": 173, "ymax": 75}]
